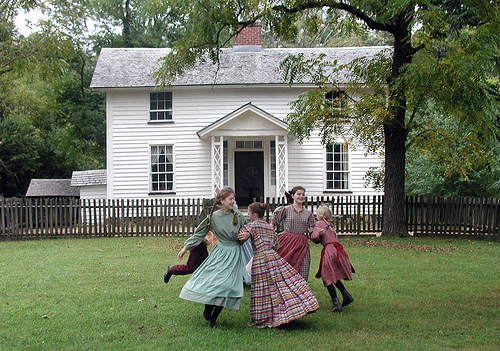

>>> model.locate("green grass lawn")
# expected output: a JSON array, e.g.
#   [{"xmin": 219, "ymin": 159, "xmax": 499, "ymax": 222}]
[{"xmin": 1, "ymin": 236, "xmax": 499, "ymax": 351}]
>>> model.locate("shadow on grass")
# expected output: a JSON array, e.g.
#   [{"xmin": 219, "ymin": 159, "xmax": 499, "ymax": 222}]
[{"xmin": 276, "ymin": 319, "xmax": 316, "ymax": 330}]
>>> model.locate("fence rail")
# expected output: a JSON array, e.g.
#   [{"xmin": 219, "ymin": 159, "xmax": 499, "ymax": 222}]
[
  {"xmin": 407, "ymin": 196, "xmax": 500, "ymax": 238},
  {"xmin": 1, "ymin": 196, "xmax": 499, "ymax": 240}
]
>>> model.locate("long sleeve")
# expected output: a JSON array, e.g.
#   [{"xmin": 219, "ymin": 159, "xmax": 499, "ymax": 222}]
[
  {"xmin": 311, "ymin": 221, "xmax": 326, "ymax": 244},
  {"xmin": 307, "ymin": 211, "xmax": 316, "ymax": 228},
  {"xmin": 183, "ymin": 216, "xmax": 211, "ymax": 250},
  {"xmin": 271, "ymin": 206, "xmax": 285, "ymax": 226}
]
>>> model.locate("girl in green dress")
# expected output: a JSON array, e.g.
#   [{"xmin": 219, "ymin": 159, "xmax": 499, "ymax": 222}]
[{"xmin": 177, "ymin": 188, "xmax": 246, "ymax": 328}]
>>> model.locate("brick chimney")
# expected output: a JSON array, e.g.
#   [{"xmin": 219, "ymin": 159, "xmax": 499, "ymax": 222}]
[{"xmin": 233, "ymin": 23, "xmax": 262, "ymax": 52}]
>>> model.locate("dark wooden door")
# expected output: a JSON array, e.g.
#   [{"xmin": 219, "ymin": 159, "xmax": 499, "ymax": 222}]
[{"xmin": 234, "ymin": 151, "xmax": 264, "ymax": 206}]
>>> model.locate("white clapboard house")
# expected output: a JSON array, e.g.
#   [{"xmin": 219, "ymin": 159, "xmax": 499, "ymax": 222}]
[{"xmin": 86, "ymin": 25, "xmax": 385, "ymax": 205}]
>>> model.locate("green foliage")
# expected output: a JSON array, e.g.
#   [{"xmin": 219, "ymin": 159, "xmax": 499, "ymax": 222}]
[
  {"xmin": 0, "ymin": 116, "xmax": 42, "ymax": 196},
  {"xmin": 405, "ymin": 91, "xmax": 500, "ymax": 197},
  {"xmin": 0, "ymin": 0, "xmax": 37, "ymax": 20},
  {"xmin": 75, "ymin": 0, "xmax": 186, "ymax": 49},
  {"xmin": 263, "ymin": 9, "xmax": 393, "ymax": 48},
  {"xmin": 0, "ymin": 3, "xmax": 106, "ymax": 197},
  {"xmin": 280, "ymin": 49, "xmax": 391, "ymax": 154}
]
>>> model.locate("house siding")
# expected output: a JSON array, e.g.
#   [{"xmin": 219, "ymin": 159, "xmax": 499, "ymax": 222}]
[
  {"xmin": 80, "ymin": 185, "xmax": 107, "ymax": 199},
  {"xmin": 105, "ymin": 85, "xmax": 382, "ymax": 199}
]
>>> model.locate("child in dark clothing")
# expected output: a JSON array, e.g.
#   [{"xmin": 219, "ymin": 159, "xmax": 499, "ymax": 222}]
[{"xmin": 163, "ymin": 231, "xmax": 216, "ymax": 284}]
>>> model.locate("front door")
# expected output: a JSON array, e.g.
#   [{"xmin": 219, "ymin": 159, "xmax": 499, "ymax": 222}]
[{"xmin": 234, "ymin": 151, "xmax": 264, "ymax": 206}]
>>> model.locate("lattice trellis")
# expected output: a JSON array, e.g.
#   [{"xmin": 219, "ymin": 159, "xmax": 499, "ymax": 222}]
[
  {"xmin": 276, "ymin": 135, "xmax": 288, "ymax": 197},
  {"xmin": 212, "ymin": 136, "xmax": 224, "ymax": 196}
]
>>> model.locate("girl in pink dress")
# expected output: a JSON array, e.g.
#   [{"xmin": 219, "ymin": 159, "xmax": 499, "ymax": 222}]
[{"xmin": 311, "ymin": 205, "xmax": 354, "ymax": 312}]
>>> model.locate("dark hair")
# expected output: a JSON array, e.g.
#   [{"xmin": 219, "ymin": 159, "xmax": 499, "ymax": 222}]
[
  {"xmin": 284, "ymin": 186, "xmax": 305, "ymax": 204},
  {"xmin": 248, "ymin": 202, "xmax": 268, "ymax": 219},
  {"xmin": 207, "ymin": 187, "xmax": 238, "ymax": 226}
]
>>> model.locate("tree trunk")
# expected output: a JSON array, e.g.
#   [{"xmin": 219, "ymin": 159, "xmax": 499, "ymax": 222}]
[
  {"xmin": 123, "ymin": 0, "xmax": 131, "ymax": 47},
  {"xmin": 382, "ymin": 14, "xmax": 414, "ymax": 237},
  {"xmin": 383, "ymin": 119, "xmax": 407, "ymax": 237}
]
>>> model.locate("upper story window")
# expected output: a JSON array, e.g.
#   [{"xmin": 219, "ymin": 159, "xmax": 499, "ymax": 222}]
[
  {"xmin": 150, "ymin": 92, "xmax": 172, "ymax": 121},
  {"xmin": 326, "ymin": 143, "xmax": 349, "ymax": 190},
  {"xmin": 325, "ymin": 90, "xmax": 347, "ymax": 110},
  {"xmin": 150, "ymin": 145, "xmax": 174, "ymax": 192}
]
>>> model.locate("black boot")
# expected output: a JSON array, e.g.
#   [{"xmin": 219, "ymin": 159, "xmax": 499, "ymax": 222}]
[
  {"xmin": 203, "ymin": 304, "xmax": 214, "ymax": 321},
  {"xmin": 330, "ymin": 297, "xmax": 343, "ymax": 313},
  {"xmin": 163, "ymin": 265, "xmax": 173, "ymax": 284},
  {"xmin": 341, "ymin": 289, "xmax": 354, "ymax": 307},
  {"xmin": 208, "ymin": 306, "xmax": 223, "ymax": 328}
]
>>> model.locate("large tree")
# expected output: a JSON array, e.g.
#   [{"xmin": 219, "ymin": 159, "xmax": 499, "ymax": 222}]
[{"xmin": 156, "ymin": 0, "xmax": 500, "ymax": 237}]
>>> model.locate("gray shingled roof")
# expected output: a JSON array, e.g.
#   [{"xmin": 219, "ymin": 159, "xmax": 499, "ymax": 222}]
[
  {"xmin": 90, "ymin": 46, "xmax": 390, "ymax": 88},
  {"xmin": 71, "ymin": 170, "xmax": 107, "ymax": 187},
  {"xmin": 26, "ymin": 179, "xmax": 80, "ymax": 197}
]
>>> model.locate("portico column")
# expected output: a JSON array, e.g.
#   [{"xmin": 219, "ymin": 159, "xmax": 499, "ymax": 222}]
[
  {"xmin": 211, "ymin": 135, "xmax": 224, "ymax": 196},
  {"xmin": 275, "ymin": 135, "xmax": 288, "ymax": 197}
]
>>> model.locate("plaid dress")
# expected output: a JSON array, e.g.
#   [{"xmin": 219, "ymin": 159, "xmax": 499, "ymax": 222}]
[
  {"xmin": 272, "ymin": 206, "xmax": 315, "ymax": 280},
  {"xmin": 241, "ymin": 220, "xmax": 319, "ymax": 328}
]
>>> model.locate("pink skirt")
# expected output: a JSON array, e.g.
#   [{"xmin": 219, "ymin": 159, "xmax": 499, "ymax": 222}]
[{"xmin": 277, "ymin": 232, "xmax": 309, "ymax": 273}]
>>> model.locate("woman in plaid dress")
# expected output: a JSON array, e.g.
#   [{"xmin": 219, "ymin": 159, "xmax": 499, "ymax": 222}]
[
  {"xmin": 238, "ymin": 202, "xmax": 319, "ymax": 328},
  {"xmin": 271, "ymin": 186, "xmax": 315, "ymax": 280}
]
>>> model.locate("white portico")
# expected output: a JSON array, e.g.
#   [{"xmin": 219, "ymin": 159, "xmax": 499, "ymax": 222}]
[{"xmin": 197, "ymin": 102, "xmax": 289, "ymax": 204}]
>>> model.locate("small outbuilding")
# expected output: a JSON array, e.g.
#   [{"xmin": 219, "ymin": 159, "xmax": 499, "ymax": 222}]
[
  {"xmin": 25, "ymin": 179, "xmax": 80, "ymax": 198},
  {"xmin": 71, "ymin": 170, "xmax": 107, "ymax": 199}
]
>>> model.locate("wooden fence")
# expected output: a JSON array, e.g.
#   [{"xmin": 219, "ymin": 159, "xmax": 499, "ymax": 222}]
[
  {"xmin": 406, "ymin": 196, "xmax": 500, "ymax": 238},
  {"xmin": 1, "ymin": 196, "xmax": 498, "ymax": 240},
  {"xmin": 260, "ymin": 195, "xmax": 383, "ymax": 236},
  {"xmin": 0, "ymin": 197, "xmax": 213, "ymax": 240}
]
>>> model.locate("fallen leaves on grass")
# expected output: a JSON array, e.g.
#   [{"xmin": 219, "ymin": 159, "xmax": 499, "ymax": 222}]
[{"xmin": 345, "ymin": 239, "xmax": 462, "ymax": 252}]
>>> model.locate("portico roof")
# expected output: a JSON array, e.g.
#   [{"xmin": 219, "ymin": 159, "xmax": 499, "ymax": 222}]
[{"xmin": 197, "ymin": 102, "xmax": 288, "ymax": 139}]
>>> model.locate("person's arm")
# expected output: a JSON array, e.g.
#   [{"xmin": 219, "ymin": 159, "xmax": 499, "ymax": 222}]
[
  {"xmin": 271, "ymin": 206, "xmax": 285, "ymax": 231},
  {"xmin": 237, "ymin": 227, "xmax": 251, "ymax": 244},
  {"xmin": 180, "ymin": 216, "xmax": 211, "ymax": 256},
  {"xmin": 310, "ymin": 222, "xmax": 324, "ymax": 244},
  {"xmin": 272, "ymin": 226, "xmax": 279, "ymax": 250},
  {"xmin": 306, "ymin": 210, "xmax": 316, "ymax": 236}
]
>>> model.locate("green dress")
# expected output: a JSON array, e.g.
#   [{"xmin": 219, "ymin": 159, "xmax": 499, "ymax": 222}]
[{"xmin": 179, "ymin": 210, "xmax": 246, "ymax": 310}]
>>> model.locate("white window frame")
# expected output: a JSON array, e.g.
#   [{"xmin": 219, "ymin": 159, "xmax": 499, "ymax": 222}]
[
  {"xmin": 325, "ymin": 143, "xmax": 350, "ymax": 191},
  {"xmin": 150, "ymin": 144, "xmax": 175, "ymax": 193},
  {"xmin": 149, "ymin": 91, "xmax": 173, "ymax": 122}
]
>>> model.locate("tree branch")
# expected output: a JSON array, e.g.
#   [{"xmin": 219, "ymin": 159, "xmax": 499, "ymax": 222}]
[{"xmin": 272, "ymin": 0, "xmax": 397, "ymax": 34}]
